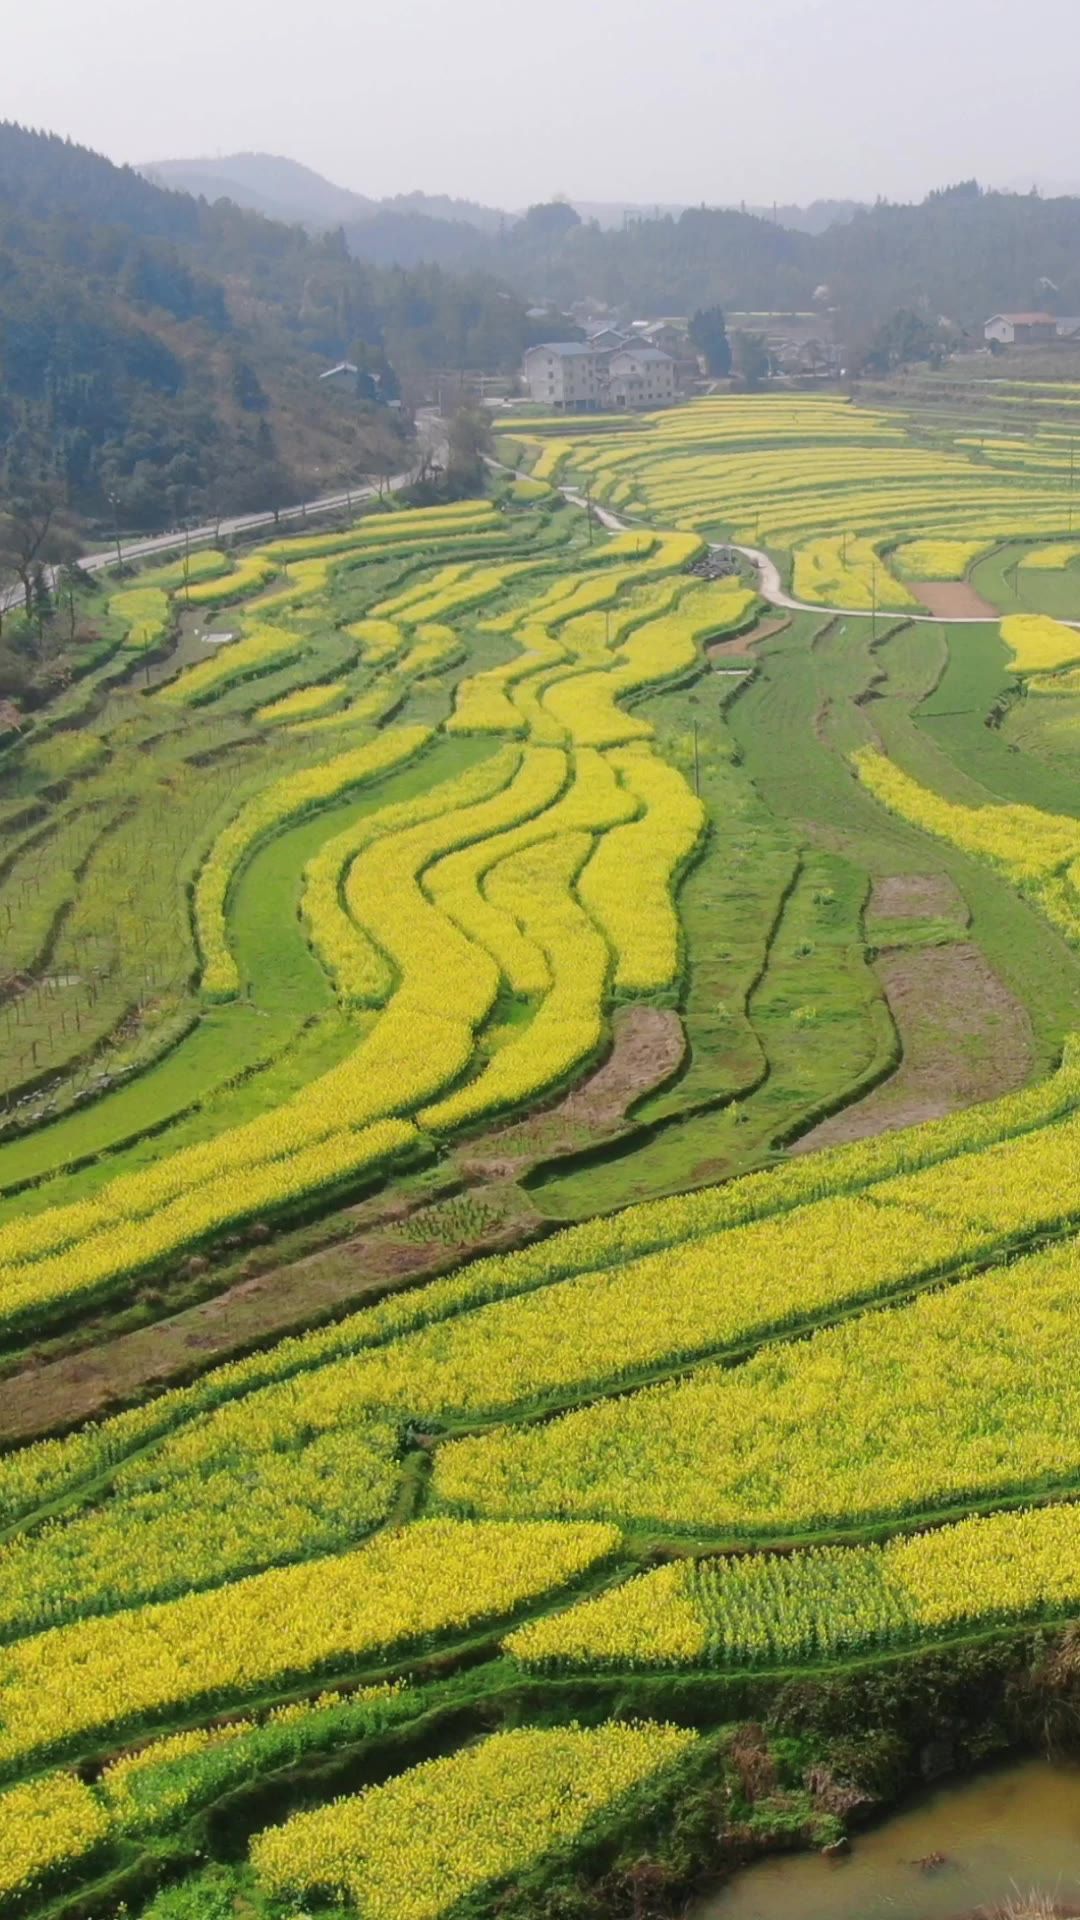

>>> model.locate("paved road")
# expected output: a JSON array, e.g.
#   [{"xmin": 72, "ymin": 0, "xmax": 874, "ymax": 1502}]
[
  {"xmin": 560, "ymin": 487, "xmax": 1080, "ymax": 631},
  {"xmin": 0, "ymin": 477, "xmax": 408, "ymax": 619},
  {"xmin": 2, "ymin": 413, "xmax": 447, "ymax": 617},
  {"xmin": 723, "ymin": 543, "xmax": 1080, "ymax": 629},
  {"xmin": 46, "ymin": 447, "xmax": 1066, "ymax": 636}
]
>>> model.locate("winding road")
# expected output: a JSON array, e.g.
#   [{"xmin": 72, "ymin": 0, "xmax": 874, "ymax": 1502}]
[
  {"xmin": 559, "ymin": 485, "xmax": 1080, "ymax": 631},
  {"xmin": 9, "ymin": 443, "xmax": 1074, "ymax": 633},
  {"xmin": 724, "ymin": 543, "xmax": 1049, "ymax": 628}
]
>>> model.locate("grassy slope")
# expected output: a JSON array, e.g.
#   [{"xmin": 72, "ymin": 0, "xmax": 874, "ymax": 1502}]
[
  {"xmin": 531, "ymin": 590, "xmax": 1080, "ymax": 1217},
  {"xmin": 14, "ymin": 418, "xmax": 1080, "ymax": 1919}
]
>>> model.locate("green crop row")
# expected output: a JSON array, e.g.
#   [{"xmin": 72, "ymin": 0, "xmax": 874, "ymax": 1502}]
[
  {"xmin": 194, "ymin": 726, "xmax": 432, "ymax": 1000},
  {"xmin": 507, "ymin": 1499, "xmax": 1080, "ymax": 1670}
]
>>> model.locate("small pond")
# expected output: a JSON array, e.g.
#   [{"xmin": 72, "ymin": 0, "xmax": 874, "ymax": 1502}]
[{"xmin": 695, "ymin": 1757, "xmax": 1080, "ymax": 1920}]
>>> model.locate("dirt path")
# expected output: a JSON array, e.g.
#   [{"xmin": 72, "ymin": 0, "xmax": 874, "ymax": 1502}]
[
  {"xmin": 793, "ymin": 941, "xmax": 1034, "ymax": 1153},
  {"xmin": 0, "ymin": 1007, "xmax": 685, "ymax": 1446}
]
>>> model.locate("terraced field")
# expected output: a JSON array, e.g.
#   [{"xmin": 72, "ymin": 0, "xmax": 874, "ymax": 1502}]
[
  {"xmin": 505, "ymin": 393, "xmax": 1080, "ymax": 613},
  {"xmin": 8, "ymin": 395, "xmax": 1080, "ymax": 1920}
]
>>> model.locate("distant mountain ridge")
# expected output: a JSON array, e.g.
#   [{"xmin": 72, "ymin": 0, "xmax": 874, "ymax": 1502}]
[
  {"xmin": 132, "ymin": 151, "xmax": 1080, "ymax": 338},
  {"xmin": 0, "ymin": 123, "xmax": 549, "ymax": 532},
  {"xmin": 143, "ymin": 153, "xmax": 508, "ymax": 235},
  {"xmin": 141, "ymin": 153, "xmax": 865, "ymax": 241},
  {"xmin": 143, "ymin": 152, "xmax": 380, "ymax": 225}
]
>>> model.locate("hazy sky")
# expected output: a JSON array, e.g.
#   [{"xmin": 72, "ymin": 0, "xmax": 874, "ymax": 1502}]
[{"xmin": 4, "ymin": 0, "xmax": 1078, "ymax": 208}]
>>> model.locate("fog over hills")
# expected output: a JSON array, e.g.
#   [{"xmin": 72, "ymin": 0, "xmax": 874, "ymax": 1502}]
[
  {"xmin": 142, "ymin": 152, "xmax": 865, "ymax": 239},
  {"xmin": 143, "ymin": 153, "xmax": 507, "ymax": 236}
]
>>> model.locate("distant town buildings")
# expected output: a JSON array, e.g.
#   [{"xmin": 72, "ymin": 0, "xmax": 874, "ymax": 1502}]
[{"xmin": 519, "ymin": 305, "xmax": 844, "ymax": 409}]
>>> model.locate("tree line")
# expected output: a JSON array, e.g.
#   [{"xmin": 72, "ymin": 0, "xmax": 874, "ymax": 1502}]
[{"xmin": 0, "ymin": 125, "xmax": 571, "ymax": 536}]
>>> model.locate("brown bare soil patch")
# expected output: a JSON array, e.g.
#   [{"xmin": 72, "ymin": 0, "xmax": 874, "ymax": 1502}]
[
  {"xmin": 0, "ymin": 1182, "xmax": 544, "ymax": 1447},
  {"xmin": 0, "ymin": 1008, "xmax": 684, "ymax": 1445},
  {"xmin": 912, "ymin": 580, "xmax": 998, "ymax": 619},
  {"xmin": 868, "ymin": 872, "xmax": 969, "ymax": 923},
  {"xmin": 456, "ymin": 1005, "xmax": 685, "ymax": 1180},
  {"xmin": 793, "ymin": 942, "xmax": 1034, "ymax": 1153},
  {"xmin": 708, "ymin": 615, "xmax": 789, "ymax": 661}
]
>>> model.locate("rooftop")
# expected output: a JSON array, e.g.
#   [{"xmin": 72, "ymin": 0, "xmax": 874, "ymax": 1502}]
[
  {"xmin": 524, "ymin": 341, "xmax": 595, "ymax": 357},
  {"xmin": 611, "ymin": 345, "xmax": 674, "ymax": 364},
  {"xmin": 986, "ymin": 313, "xmax": 1057, "ymax": 326}
]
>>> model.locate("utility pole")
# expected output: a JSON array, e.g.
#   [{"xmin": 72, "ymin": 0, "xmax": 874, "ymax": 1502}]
[
  {"xmin": 585, "ymin": 480, "xmax": 594, "ymax": 546},
  {"xmin": 692, "ymin": 720, "xmax": 700, "ymax": 796},
  {"xmin": 1070, "ymin": 438, "xmax": 1076, "ymax": 535},
  {"xmin": 182, "ymin": 522, "xmax": 191, "ymax": 607},
  {"xmin": 108, "ymin": 493, "xmax": 123, "ymax": 574},
  {"xmin": 871, "ymin": 563, "xmax": 878, "ymax": 643}
]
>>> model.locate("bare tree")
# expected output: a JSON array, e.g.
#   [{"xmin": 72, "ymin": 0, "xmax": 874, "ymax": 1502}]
[
  {"xmin": 0, "ymin": 556, "xmax": 20, "ymax": 640},
  {"xmin": 0, "ymin": 494, "xmax": 80, "ymax": 616}
]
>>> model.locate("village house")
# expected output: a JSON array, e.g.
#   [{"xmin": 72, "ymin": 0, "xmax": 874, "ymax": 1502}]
[
  {"xmin": 584, "ymin": 325, "xmax": 631, "ymax": 352},
  {"xmin": 318, "ymin": 360, "xmax": 360, "ymax": 389},
  {"xmin": 522, "ymin": 340, "xmax": 676, "ymax": 410},
  {"xmin": 607, "ymin": 345, "xmax": 677, "ymax": 408},
  {"xmin": 631, "ymin": 320, "xmax": 690, "ymax": 358},
  {"xmin": 983, "ymin": 314, "xmax": 1059, "ymax": 346},
  {"xmin": 521, "ymin": 342, "xmax": 610, "ymax": 409}
]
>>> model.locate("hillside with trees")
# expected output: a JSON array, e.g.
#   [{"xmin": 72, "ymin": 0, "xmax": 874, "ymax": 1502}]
[
  {"xmin": 8, "ymin": 126, "xmax": 1080, "ymax": 544},
  {"xmin": 340, "ymin": 181, "xmax": 1080, "ymax": 342},
  {"xmin": 0, "ymin": 125, "xmax": 555, "ymax": 533}
]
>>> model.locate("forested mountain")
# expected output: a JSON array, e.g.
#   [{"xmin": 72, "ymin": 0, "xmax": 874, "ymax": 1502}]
[
  {"xmin": 402, "ymin": 185, "xmax": 1080, "ymax": 331},
  {"xmin": 145, "ymin": 153, "xmax": 508, "ymax": 239},
  {"xmin": 502, "ymin": 186, "xmax": 1080, "ymax": 332},
  {"xmin": 144, "ymin": 152, "xmax": 381, "ymax": 226},
  {"xmin": 488, "ymin": 202, "xmax": 814, "ymax": 316},
  {"xmin": 818, "ymin": 184, "xmax": 1080, "ymax": 330},
  {"xmin": 141, "ymin": 154, "xmax": 864, "ymax": 242},
  {"xmin": 332, "ymin": 183, "xmax": 1080, "ymax": 336},
  {"xmin": 150, "ymin": 155, "xmax": 1080, "ymax": 337},
  {"xmin": 147, "ymin": 149, "xmax": 1065, "ymax": 337},
  {"xmin": 0, "ymin": 125, "xmax": 553, "ymax": 531}
]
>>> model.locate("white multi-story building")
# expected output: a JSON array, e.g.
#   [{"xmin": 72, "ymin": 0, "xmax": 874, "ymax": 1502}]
[
  {"xmin": 522, "ymin": 343, "xmax": 608, "ymax": 408},
  {"xmin": 607, "ymin": 346, "xmax": 677, "ymax": 408},
  {"xmin": 522, "ymin": 340, "xmax": 676, "ymax": 410}
]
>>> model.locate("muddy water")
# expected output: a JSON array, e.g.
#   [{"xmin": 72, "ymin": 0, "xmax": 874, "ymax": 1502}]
[{"xmin": 696, "ymin": 1758, "xmax": 1080, "ymax": 1920}]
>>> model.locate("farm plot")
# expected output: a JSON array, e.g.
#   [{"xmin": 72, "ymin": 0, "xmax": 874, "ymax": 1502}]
[
  {"xmin": 508, "ymin": 396, "xmax": 1080, "ymax": 617},
  {"xmin": 12, "ymin": 403, "xmax": 1080, "ymax": 1920},
  {"xmin": 0, "ymin": 494, "xmax": 742, "ymax": 1339}
]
